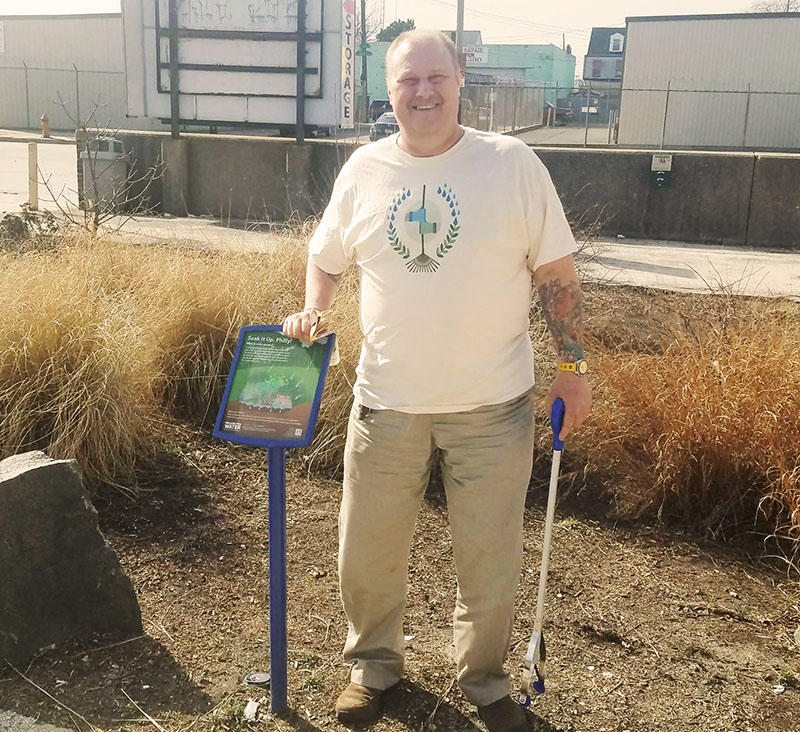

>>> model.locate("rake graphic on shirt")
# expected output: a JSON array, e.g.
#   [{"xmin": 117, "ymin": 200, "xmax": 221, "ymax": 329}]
[{"xmin": 406, "ymin": 185, "xmax": 439, "ymax": 273}]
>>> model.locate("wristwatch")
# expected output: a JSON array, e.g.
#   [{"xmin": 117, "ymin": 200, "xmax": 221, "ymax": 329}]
[{"xmin": 558, "ymin": 359, "xmax": 588, "ymax": 376}]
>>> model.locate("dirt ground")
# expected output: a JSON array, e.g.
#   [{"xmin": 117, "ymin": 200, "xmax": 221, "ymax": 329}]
[
  {"xmin": 0, "ymin": 414, "xmax": 798, "ymax": 732},
  {"xmin": 1, "ymin": 284, "xmax": 799, "ymax": 732}
]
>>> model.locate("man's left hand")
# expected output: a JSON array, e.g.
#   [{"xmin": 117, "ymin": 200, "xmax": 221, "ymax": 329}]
[{"xmin": 545, "ymin": 371, "xmax": 592, "ymax": 441}]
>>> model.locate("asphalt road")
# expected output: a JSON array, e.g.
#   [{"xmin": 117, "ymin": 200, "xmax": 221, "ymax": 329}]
[
  {"xmin": 517, "ymin": 123, "xmax": 613, "ymax": 146},
  {"xmin": 0, "ymin": 140, "xmax": 77, "ymax": 216}
]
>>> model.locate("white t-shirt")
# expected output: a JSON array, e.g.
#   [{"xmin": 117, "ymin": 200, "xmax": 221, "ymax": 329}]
[{"xmin": 309, "ymin": 127, "xmax": 577, "ymax": 413}]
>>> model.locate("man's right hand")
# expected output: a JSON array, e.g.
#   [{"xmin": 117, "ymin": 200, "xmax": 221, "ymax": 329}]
[{"xmin": 282, "ymin": 307, "xmax": 325, "ymax": 343}]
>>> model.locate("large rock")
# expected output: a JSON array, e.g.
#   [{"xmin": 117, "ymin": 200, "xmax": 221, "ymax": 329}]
[{"xmin": 0, "ymin": 451, "xmax": 141, "ymax": 665}]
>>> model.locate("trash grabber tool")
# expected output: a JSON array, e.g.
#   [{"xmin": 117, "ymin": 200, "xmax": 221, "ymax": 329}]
[{"xmin": 518, "ymin": 397, "xmax": 565, "ymax": 707}]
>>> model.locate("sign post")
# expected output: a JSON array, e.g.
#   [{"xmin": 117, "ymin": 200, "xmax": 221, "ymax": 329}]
[
  {"xmin": 214, "ymin": 326, "xmax": 337, "ymax": 714},
  {"xmin": 267, "ymin": 446, "xmax": 288, "ymax": 712}
]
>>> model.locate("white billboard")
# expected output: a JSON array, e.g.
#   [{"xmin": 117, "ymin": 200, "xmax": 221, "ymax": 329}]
[
  {"xmin": 122, "ymin": 0, "xmax": 347, "ymax": 130},
  {"xmin": 163, "ymin": 0, "xmax": 320, "ymax": 33}
]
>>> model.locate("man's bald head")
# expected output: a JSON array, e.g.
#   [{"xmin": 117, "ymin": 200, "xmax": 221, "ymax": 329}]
[{"xmin": 385, "ymin": 30, "xmax": 461, "ymax": 87}]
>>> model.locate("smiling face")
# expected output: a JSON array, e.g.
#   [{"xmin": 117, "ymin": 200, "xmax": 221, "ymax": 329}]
[{"xmin": 387, "ymin": 36, "xmax": 463, "ymax": 157}]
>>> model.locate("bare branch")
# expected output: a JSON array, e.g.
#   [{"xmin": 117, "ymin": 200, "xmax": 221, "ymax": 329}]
[{"xmin": 36, "ymin": 95, "xmax": 167, "ymax": 236}]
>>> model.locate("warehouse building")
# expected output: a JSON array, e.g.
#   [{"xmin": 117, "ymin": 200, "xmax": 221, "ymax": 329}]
[
  {"xmin": 0, "ymin": 13, "xmax": 152, "ymax": 131},
  {"xmin": 618, "ymin": 12, "xmax": 800, "ymax": 150}
]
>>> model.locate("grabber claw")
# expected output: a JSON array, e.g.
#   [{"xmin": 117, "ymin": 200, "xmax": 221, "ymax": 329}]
[{"xmin": 518, "ymin": 629, "xmax": 547, "ymax": 706}]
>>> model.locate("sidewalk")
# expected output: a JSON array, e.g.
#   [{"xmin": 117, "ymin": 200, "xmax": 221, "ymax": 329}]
[
  {"xmin": 583, "ymin": 236, "xmax": 800, "ymax": 302},
  {"xmin": 102, "ymin": 215, "xmax": 800, "ymax": 302},
  {"xmin": 0, "ymin": 128, "xmax": 75, "ymax": 145}
]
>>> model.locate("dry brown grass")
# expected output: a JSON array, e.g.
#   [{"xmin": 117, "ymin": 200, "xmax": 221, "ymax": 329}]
[
  {"xmin": 0, "ymin": 226, "xmax": 365, "ymax": 489},
  {"xmin": 1, "ymin": 230, "xmax": 798, "ymax": 553},
  {"xmin": 0, "ymin": 231, "xmax": 296, "ymax": 489},
  {"xmin": 578, "ymin": 286, "xmax": 800, "ymax": 545}
]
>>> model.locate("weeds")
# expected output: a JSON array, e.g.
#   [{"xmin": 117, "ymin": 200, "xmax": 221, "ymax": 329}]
[
  {"xmin": 1, "ymin": 230, "xmax": 798, "ymax": 559},
  {"xmin": 0, "ymin": 204, "xmax": 61, "ymax": 252}
]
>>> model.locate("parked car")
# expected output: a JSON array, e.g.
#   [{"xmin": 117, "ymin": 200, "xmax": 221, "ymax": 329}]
[
  {"xmin": 369, "ymin": 100, "xmax": 392, "ymax": 121},
  {"xmin": 546, "ymin": 101, "xmax": 574, "ymax": 126},
  {"xmin": 369, "ymin": 112, "xmax": 399, "ymax": 141}
]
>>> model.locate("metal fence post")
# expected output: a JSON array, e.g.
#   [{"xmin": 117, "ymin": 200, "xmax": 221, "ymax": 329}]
[
  {"xmin": 168, "ymin": 0, "xmax": 181, "ymax": 139},
  {"xmin": 73, "ymin": 63, "xmax": 81, "ymax": 123},
  {"xmin": 511, "ymin": 86, "xmax": 520, "ymax": 132},
  {"xmin": 553, "ymin": 85, "xmax": 558, "ymax": 127},
  {"xmin": 296, "ymin": 0, "xmax": 306, "ymax": 142},
  {"xmin": 23, "ymin": 61, "xmax": 31, "ymax": 129},
  {"xmin": 660, "ymin": 80, "xmax": 671, "ymax": 150},
  {"xmin": 584, "ymin": 83, "xmax": 591, "ymax": 147},
  {"xmin": 742, "ymin": 83, "xmax": 752, "ymax": 150},
  {"xmin": 76, "ymin": 127, "xmax": 87, "ymax": 209}
]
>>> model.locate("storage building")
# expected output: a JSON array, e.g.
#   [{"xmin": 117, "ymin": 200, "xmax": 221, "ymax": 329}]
[{"xmin": 618, "ymin": 12, "xmax": 800, "ymax": 150}]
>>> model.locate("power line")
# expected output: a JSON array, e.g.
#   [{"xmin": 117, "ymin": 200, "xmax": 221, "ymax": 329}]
[
  {"xmin": 482, "ymin": 33, "xmax": 579, "ymax": 42},
  {"xmin": 415, "ymin": 0, "xmax": 592, "ymax": 35}
]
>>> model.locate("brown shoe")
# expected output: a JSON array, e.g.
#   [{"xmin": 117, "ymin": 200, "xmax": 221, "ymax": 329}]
[
  {"xmin": 335, "ymin": 682, "xmax": 385, "ymax": 724},
  {"xmin": 477, "ymin": 695, "xmax": 527, "ymax": 732}
]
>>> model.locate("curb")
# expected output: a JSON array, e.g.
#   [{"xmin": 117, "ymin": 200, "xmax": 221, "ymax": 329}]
[{"xmin": 0, "ymin": 136, "xmax": 76, "ymax": 145}]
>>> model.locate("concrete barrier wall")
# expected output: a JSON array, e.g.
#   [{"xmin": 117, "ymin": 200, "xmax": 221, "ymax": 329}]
[
  {"xmin": 747, "ymin": 154, "xmax": 800, "ymax": 250},
  {"xmin": 117, "ymin": 131, "xmax": 358, "ymax": 221},
  {"xmin": 116, "ymin": 132, "xmax": 799, "ymax": 250},
  {"xmin": 536, "ymin": 149, "xmax": 758, "ymax": 245}
]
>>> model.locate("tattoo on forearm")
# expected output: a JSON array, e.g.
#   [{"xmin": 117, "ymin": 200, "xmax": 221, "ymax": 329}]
[{"xmin": 537, "ymin": 278, "xmax": 585, "ymax": 362}]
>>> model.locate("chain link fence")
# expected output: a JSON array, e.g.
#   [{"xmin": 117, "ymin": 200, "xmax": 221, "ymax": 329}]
[
  {"xmin": 459, "ymin": 82, "xmax": 624, "ymax": 145},
  {"xmin": 0, "ymin": 64, "xmax": 134, "ymax": 132},
  {"xmin": 511, "ymin": 83, "xmax": 800, "ymax": 152},
  {"xmin": 617, "ymin": 84, "xmax": 800, "ymax": 151},
  {"xmin": 460, "ymin": 83, "xmax": 546, "ymax": 134}
]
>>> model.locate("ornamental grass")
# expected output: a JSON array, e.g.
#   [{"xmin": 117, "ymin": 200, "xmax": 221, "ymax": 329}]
[
  {"xmin": 0, "ymin": 228, "xmax": 798, "ymax": 553},
  {"xmin": 578, "ymin": 288, "xmax": 800, "ymax": 546}
]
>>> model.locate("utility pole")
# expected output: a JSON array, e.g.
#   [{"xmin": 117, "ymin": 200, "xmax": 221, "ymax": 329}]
[
  {"xmin": 360, "ymin": 0, "xmax": 368, "ymax": 123},
  {"xmin": 456, "ymin": 0, "xmax": 465, "ymax": 121},
  {"xmin": 456, "ymin": 0, "xmax": 465, "ymax": 63}
]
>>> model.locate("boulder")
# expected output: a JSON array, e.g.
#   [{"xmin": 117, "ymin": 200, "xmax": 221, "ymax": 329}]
[{"xmin": 0, "ymin": 451, "xmax": 141, "ymax": 665}]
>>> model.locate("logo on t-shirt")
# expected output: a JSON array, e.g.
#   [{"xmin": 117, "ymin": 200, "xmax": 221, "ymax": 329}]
[{"xmin": 386, "ymin": 184, "xmax": 460, "ymax": 273}]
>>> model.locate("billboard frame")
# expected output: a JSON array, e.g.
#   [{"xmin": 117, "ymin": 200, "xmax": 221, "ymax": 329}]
[{"xmin": 154, "ymin": 0, "xmax": 325, "ymax": 100}]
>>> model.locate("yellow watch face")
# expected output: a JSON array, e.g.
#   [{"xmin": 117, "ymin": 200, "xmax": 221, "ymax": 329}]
[{"xmin": 577, "ymin": 360, "xmax": 588, "ymax": 375}]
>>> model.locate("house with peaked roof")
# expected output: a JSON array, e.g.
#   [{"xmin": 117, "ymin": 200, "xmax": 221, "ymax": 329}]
[{"xmin": 582, "ymin": 27, "xmax": 626, "ymax": 89}]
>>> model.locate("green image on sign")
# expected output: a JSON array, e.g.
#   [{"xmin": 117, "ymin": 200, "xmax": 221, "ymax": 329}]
[{"xmin": 219, "ymin": 331, "xmax": 328, "ymax": 442}]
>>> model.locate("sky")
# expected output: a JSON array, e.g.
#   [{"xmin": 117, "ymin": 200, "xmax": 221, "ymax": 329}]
[{"xmin": 0, "ymin": 0, "xmax": 769, "ymax": 71}]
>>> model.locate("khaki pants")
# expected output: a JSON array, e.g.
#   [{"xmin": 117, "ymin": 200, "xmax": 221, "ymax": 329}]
[{"xmin": 339, "ymin": 389, "xmax": 534, "ymax": 706}]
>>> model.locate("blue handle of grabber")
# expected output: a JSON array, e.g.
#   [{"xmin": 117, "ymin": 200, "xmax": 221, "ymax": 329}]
[{"xmin": 551, "ymin": 398, "xmax": 565, "ymax": 451}]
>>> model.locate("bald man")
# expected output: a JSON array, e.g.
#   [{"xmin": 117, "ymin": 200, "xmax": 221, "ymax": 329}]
[{"xmin": 283, "ymin": 30, "xmax": 591, "ymax": 732}]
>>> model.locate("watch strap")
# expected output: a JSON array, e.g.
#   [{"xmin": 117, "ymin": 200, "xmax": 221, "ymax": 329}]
[{"xmin": 558, "ymin": 360, "xmax": 588, "ymax": 375}]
